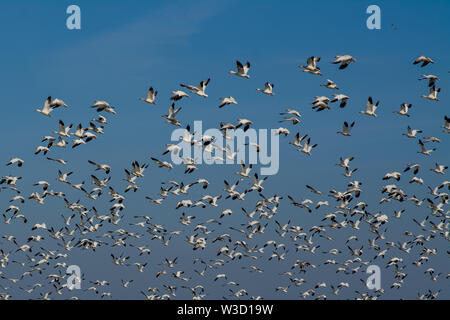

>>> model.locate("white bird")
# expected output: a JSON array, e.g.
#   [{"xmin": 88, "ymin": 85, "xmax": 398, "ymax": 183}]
[
  {"xmin": 229, "ymin": 60, "xmax": 250, "ymax": 78},
  {"xmin": 88, "ymin": 160, "xmax": 111, "ymax": 174},
  {"xmin": 170, "ymin": 90, "xmax": 189, "ymax": 101},
  {"xmin": 219, "ymin": 96, "xmax": 237, "ymax": 108},
  {"xmin": 298, "ymin": 56, "xmax": 322, "ymax": 75},
  {"xmin": 383, "ymin": 172, "xmax": 402, "ymax": 181},
  {"xmin": 256, "ymin": 82, "xmax": 274, "ymax": 96},
  {"xmin": 403, "ymin": 126, "xmax": 422, "ymax": 138},
  {"xmin": 180, "ymin": 78, "xmax": 210, "ymax": 98},
  {"xmin": 162, "ymin": 103, "xmax": 182, "ymax": 127},
  {"xmin": 421, "ymin": 86, "xmax": 440, "ymax": 101},
  {"xmin": 418, "ymin": 74, "xmax": 439, "ymax": 87},
  {"xmin": 91, "ymin": 101, "xmax": 116, "ymax": 114},
  {"xmin": 413, "ymin": 55, "xmax": 434, "ymax": 67},
  {"xmin": 236, "ymin": 163, "xmax": 252, "ymax": 179},
  {"xmin": 442, "ymin": 116, "xmax": 450, "ymax": 133},
  {"xmin": 34, "ymin": 146, "xmax": 50, "ymax": 155},
  {"xmin": 6, "ymin": 158, "xmax": 24, "ymax": 167},
  {"xmin": 417, "ymin": 139, "xmax": 436, "ymax": 156},
  {"xmin": 139, "ymin": 87, "xmax": 157, "ymax": 104},
  {"xmin": 300, "ymin": 138, "xmax": 317, "ymax": 156},
  {"xmin": 50, "ymin": 98, "xmax": 68, "ymax": 108},
  {"xmin": 35, "ymin": 96, "xmax": 54, "ymax": 117},
  {"xmin": 359, "ymin": 96, "xmax": 379, "ymax": 117},
  {"xmin": 235, "ymin": 118, "xmax": 253, "ymax": 132},
  {"xmin": 280, "ymin": 108, "xmax": 301, "ymax": 118},
  {"xmin": 163, "ymin": 144, "xmax": 181, "ymax": 156},
  {"xmin": 431, "ymin": 163, "xmax": 447, "ymax": 175},
  {"xmin": 337, "ymin": 121, "xmax": 355, "ymax": 136},
  {"xmin": 320, "ymin": 79, "xmax": 339, "ymax": 90},
  {"xmin": 336, "ymin": 157, "xmax": 354, "ymax": 169},
  {"xmin": 393, "ymin": 103, "xmax": 412, "ymax": 117},
  {"xmin": 330, "ymin": 94, "xmax": 349, "ymax": 108},
  {"xmin": 53, "ymin": 120, "xmax": 72, "ymax": 138},
  {"xmin": 47, "ymin": 157, "xmax": 68, "ymax": 165},
  {"xmin": 151, "ymin": 157, "xmax": 173, "ymax": 170},
  {"xmin": 404, "ymin": 163, "xmax": 420, "ymax": 174},
  {"xmin": 332, "ymin": 55, "xmax": 356, "ymax": 69},
  {"xmin": 423, "ymin": 136, "xmax": 440, "ymax": 143},
  {"xmin": 275, "ymin": 127, "xmax": 290, "ymax": 136}
]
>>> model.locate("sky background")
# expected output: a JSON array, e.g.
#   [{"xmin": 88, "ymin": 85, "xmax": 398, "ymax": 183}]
[{"xmin": 0, "ymin": 0, "xmax": 448, "ymax": 299}]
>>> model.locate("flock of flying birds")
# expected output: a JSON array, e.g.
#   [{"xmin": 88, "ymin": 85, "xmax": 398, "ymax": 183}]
[{"xmin": 0, "ymin": 54, "xmax": 448, "ymax": 300}]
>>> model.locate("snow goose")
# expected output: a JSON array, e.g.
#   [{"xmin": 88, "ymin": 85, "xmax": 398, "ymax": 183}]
[
  {"xmin": 320, "ymin": 79, "xmax": 339, "ymax": 90},
  {"xmin": 306, "ymin": 185, "xmax": 322, "ymax": 195},
  {"xmin": 88, "ymin": 122, "xmax": 104, "ymax": 135},
  {"xmin": 229, "ymin": 60, "xmax": 250, "ymax": 78},
  {"xmin": 279, "ymin": 116, "xmax": 300, "ymax": 125},
  {"xmin": 72, "ymin": 138, "xmax": 86, "ymax": 149},
  {"xmin": 430, "ymin": 163, "xmax": 447, "ymax": 175},
  {"xmin": 256, "ymin": 82, "xmax": 274, "ymax": 96},
  {"xmin": 313, "ymin": 96, "xmax": 330, "ymax": 104},
  {"xmin": 442, "ymin": 116, "xmax": 450, "ymax": 133},
  {"xmin": 131, "ymin": 161, "xmax": 148, "ymax": 177},
  {"xmin": 336, "ymin": 156, "xmax": 354, "ymax": 169},
  {"xmin": 47, "ymin": 157, "xmax": 68, "ymax": 165},
  {"xmin": 418, "ymin": 74, "xmax": 439, "ymax": 87},
  {"xmin": 417, "ymin": 139, "xmax": 436, "ymax": 155},
  {"xmin": 300, "ymin": 138, "xmax": 317, "ymax": 156},
  {"xmin": 421, "ymin": 86, "xmax": 440, "ymax": 101},
  {"xmin": 34, "ymin": 146, "xmax": 50, "ymax": 155},
  {"xmin": 423, "ymin": 136, "xmax": 440, "ymax": 143},
  {"xmin": 162, "ymin": 103, "xmax": 182, "ymax": 127},
  {"xmin": 250, "ymin": 173, "xmax": 267, "ymax": 192},
  {"xmin": 92, "ymin": 115, "xmax": 108, "ymax": 124},
  {"xmin": 50, "ymin": 98, "xmax": 68, "ymax": 108},
  {"xmin": 298, "ymin": 56, "xmax": 322, "ymax": 75},
  {"xmin": 53, "ymin": 137, "xmax": 67, "ymax": 148},
  {"xmin": 280, "ymin": 108, "xmax": 301, "ymax": 118},
  {"xmin": 393, "ymin": 103, "xmax": 412, "ymax": 117},
  {"xmin": 0, "ymin": 176, "xmax": 22, "ymax": 185},
  {"xmin": 163, "ymin": 144, "xmax": 181, "ymax": 155},
  {"xmin": 337, "ymin": 121, "xmax": 355, "ymax": 136},
  {"xmin": 275, "ymin": 127, "xmax": 290, "ymax": 136},
  {"xmin": 88, "ymin": 160, "xmax": 111, "ymax": 174},
  {"xmin": 359, "ymin": 97, "xmax": 379, "ymax": 117},
  {"xmin": 151, "ymin": 157, "xmax": 173, "ymax": 170},
  {"xmin": 383, "ymin": 172, "xmax": 401, "ymax": 181},
  {"xmin": 235, "ymin": 118, "xmax": 253, "ymax": 132},
  {"xmin": 343, "ymin": 167, "xmax": 358, "ymax": 178},
  {"xmin": 403, "ymin": 126, "xmax": 422, "ymax": 138},
  {"xmin": 312, "ymin": 100, "xmax": 330, "ymax": 111},
  {"xmin": 35, "ymin": 96, "xmax": 54, "ymax": 117},
  {"xmin": 91, "ymin": 101, "xmax": 116, "ymax": 114},
  {"xmin": 330, "ymin": 94, "xmax": 349, "ymax": 108},
  {"xmin": 236, "ymin": 163, "xmax": 252, "ymax": 179},
  {"xmin": 170, "ymin": 90, "xmax": 189, "ymax": 101},
  {"xmin": 413, "ymin": 56, "xmax": 434, "ymax": 67},
  {"xmin": 404, "ymin": 163, "xmax": 420, "ymax": 174},
  {"xmin": 219, "ymin": 96, "xmax": 237, "ymax": 108},
  {"xmin": 53, "ymin": 120, "xmax": 72, "ymax": 138},
  {"xmin": 6, "ymin": 158, "xmax": 24, "ymax": 167},
  {"xmin": 332, "ymin": 55, "xmax": 356, "ymax": 69},
  {"xmin": 139, "ymin": 87, "xmax": 157, "ymax": 104},
  {"xmin": 180, "ymin": 78, "xmax": 210, "ymax": 98}
]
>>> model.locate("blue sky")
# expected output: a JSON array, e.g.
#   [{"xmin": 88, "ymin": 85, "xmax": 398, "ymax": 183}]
[{"xmin": 0, "ymin": 0, "xmax": 448, "ymax": 299}]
